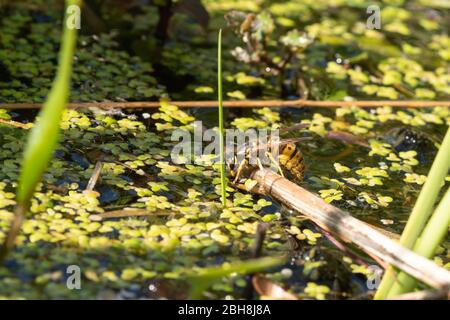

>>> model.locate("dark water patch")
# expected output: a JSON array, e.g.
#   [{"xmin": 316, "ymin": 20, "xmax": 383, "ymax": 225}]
[{"xmin": 97, "ymin": 185, "xmax": 120, "ymax": 204}]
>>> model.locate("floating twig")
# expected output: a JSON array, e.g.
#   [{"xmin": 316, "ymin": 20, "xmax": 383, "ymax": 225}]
[
  {"xmin": 244, "ymin": 222, "xmax": 270, "ymax": 299},
  {"xmin": 325, "ymin": 131, "xmax": 370, "ymax": 148},
  {"xmin": 85, "ymin": 161, "xmax": 103, "ymax": 191},
  {"xmin": 0, "ymin": 118, "xmax": 30, "ymax": 129},
  {"xmin": 321, "ymin": 229, "xmax": 374, "ymax": 268},
  {"xmin": 251, "ymin": 222, "xmax": 269, "ymax": 259},
  {"xmin": 1, "ymin": 99, "xmax": 450, "ymax": 110},
  {"xmin": 250, "ymin": 168, "xmax": 450, "ymax": 291},
  {"xmin": 90, "ymin": 209, "xmax": 171, "ymax": 221}
]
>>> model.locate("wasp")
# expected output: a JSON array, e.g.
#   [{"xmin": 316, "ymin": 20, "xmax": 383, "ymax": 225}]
[{"xmin": 227, "ymin": 124, "xmax": 310, "ymax": 190}]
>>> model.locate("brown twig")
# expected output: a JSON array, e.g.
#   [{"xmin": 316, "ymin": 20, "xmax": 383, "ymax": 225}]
[
  {"xmin": 244, "ymin": 222, "xmax": 270, "ymax": 299},
  {"xmin": 251, "ymin": 222, "xmax": 269, "ymax": 259},
  {"xmin": 85, "ymin": 161, "xmax": 103, "ymax": 191},
  {"xmin": 1, "ymin": 100, "xmax": 450, "ymax": 110},
  {"xmin": 0, "ymin": 203, "xmax": 27, "ymax": 263},
  {"xmin": 0, "ymin": 118, "xmax": 30, "ymax": 129},
  {"xmin": 321, "ymin": 229, "xmax": 376, "ymax": 268},
  {"xmin": 90, "ymin": 209, "xmax": 172, "ymax": 221},
  {"xmin": 250, "ymin": 168, "xmax": 450, "ymax": 291}
]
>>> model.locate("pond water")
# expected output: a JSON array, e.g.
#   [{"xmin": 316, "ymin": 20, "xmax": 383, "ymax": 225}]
[{"xmin": 0, "ymin": 0, "xmax": 449, "ymax": 299}]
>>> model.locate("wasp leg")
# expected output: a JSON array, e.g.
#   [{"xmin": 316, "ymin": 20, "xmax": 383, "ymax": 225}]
[
  {"xmin": 265, "ymin": 151, "xmax": 285, "ymax": 177},
  {"xmin": 233, "ymin": 182, "xmax": 249, "ymax": 191},
  {"xmin": 256, "ymin": 157, "xmax": 264, "ymax": 171},
  {"xmin": 233, "ymin": 158, "xmax": 248, "ymax": 185},
  {"xmin": 232, "ymin": 181, "xmax": 267, "ymax": 195}
]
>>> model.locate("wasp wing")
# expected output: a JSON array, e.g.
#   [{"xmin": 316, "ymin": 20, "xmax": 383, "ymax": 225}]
[
  {"xmin": 249, "ymin": 137, "xmax": 312, "ymax": 153},
  {"xmin": 278, "ymin": 123, "xmax": 310, "ymax": 134},
  {"xmin": 276, "ymin": 137, "xmax": 313, "ymax": 147}
]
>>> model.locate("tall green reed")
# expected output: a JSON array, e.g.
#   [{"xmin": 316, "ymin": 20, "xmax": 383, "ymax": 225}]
[
  {"xmin": 375, "ymin": 126, "xmax": 450, "ymax": 299},
  {"xmin": 0, "ymin": 0, "xmax": 80, "ymax": 262},
  {"xmin": 386, "ymin": 187, "xmax": 450, "ymax": 297},
  {"xmin": 217, "ymin": 29, "xmax": 227, "ymax": 207}
]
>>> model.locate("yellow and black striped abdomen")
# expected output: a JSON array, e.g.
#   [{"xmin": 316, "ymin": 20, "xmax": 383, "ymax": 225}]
[{"xmin": 279, "ymin": 143, "xmax": 305, "ymax": 183}]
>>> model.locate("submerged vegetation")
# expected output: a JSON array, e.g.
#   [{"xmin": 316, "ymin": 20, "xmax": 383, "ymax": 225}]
[{"xmin": 0, "ymin": 0, "xmax": 449, "ymax": 300}]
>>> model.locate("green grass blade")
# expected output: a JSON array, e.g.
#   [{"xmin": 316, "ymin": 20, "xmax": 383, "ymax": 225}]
[
  {"xmin": 187, "ymin": 256, "xmax": 286, "ymax": 299},
  {"xmin": 18, "ymin": 0, "xmax": 79, "ymax": 203},
  {"xmin": 375, "ymin": 126, "xmax": 450, "ymax": 299},
  {"xmin": 386, "ymin": 187, "xmax": 450, "ymax": 297},
  {"xmin": 217, "ymin": 29, "xmax": 227, "ymax": 207},
  {"xmin": 0, "ymin": 0, "xmax": 80, "ymax": 261}
]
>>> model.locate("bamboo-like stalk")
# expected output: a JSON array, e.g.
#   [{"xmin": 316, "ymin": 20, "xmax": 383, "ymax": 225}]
[
  {"xmin": 1, "ymin": 100, "xmax": 450, "ymax": 110},
  {"xmin": 386, "ymin": 188, "xmax": 450, "ymax": 297},
  {"xmin": 250, "ymin": 168, "xmax": 450, "ymax": 291},
  {"xmin": 389, "ymin": 287, "xmax": 450, "ymax": 300},
  {"xmin": 375, "ymin": 127, "xmax": 450, "ymax": 299},
  {"xmin": 217, "ymin": 29, "xmax": 227, "ymax": 207}
]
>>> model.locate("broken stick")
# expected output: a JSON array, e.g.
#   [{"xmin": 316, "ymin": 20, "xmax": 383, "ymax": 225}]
[
  {"xmin": 85, "ymin": 161, "xmax": 103, "ymax": 191},
  {"xmin": 251, "ymin": 168, "xmax": 450, "ymax": 292}
]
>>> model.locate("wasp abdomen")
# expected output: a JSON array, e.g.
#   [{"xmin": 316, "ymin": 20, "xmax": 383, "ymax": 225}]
[{"xmin": 279, "ymin": 143, "xmax": 305, "ymax": 183}]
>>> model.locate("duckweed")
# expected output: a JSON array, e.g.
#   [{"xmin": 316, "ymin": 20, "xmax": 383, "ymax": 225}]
[
  {"xmin": 0, "ymin": 0, "xmax": 449, "ymax": 301},
  {"xmin": 304, "ymin": 282, "xmax": 330, "ymax": 300},
  {"xmin": 319, "ymin": 189, "xmax": 344, "ymax": 203},
  {"xmin": 404, "ymin": 173, "xmax": 427, "ymax": 185}
]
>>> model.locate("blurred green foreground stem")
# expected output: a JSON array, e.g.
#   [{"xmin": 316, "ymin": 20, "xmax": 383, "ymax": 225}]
[
  {"xmin": 217, "ymin": 29, "xmax": 227, "ymax": 207},
  {"xmin": 387, "ymin": 187, "xmax": 450, "ymax": 297},
  {"xmin": 0, "ymin": 0, "xmax": 80, "ymax": 262},
  {"xmin": 375, "ymin": 126, "xmax": 450, "ymax": 299}
]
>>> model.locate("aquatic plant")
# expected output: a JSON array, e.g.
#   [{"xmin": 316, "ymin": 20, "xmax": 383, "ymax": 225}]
[
  {"xmin": 387, "ymin": 188, "xmax": 450, "ymax": 297},
  {"xmin": 0, "ymin": 0, "xmax": 79, "ymax": 261},
  {"xmin": 0, "ymin": 0, "xmax": 449, "ymax": 300},
  {"xmin": 375, "ymin": 127, "xmax": 450, "ymax": 299},
  {"xmin": 225, "ymin": 10, "xmax": 312, "ymax": 98},
  {"xmin": 217, "ymin": 29, "xmax": 227, "ymax": 207},
  {"xmin": 0, "ymin": 10, "xmax": 164, "ymax": 103}
]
